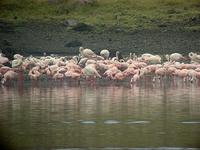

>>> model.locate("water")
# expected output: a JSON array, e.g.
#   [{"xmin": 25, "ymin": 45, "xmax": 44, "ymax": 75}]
[{"xmin": 0, "ymin": 81, "xmax": 200, "ymax": 149}]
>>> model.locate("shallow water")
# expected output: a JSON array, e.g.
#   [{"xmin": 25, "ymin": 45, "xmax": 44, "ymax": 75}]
[{"xmin": 0, "ymin": 81, "xmax": 200, "ymax": 149}]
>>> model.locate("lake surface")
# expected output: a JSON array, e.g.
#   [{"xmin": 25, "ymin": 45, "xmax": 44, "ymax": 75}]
[{"xmin": 0, "ymin": 80, "xmax": 200, "ymax": 149}]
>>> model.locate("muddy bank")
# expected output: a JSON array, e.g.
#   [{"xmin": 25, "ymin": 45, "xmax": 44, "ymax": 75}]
[{"xmin": 0, "ymin": 22, "xmax": 200, "ymax": 56}]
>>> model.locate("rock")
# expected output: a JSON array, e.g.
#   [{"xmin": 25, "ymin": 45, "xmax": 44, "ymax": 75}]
[
  {"xmin": 63, "ymin": 19, "xmax": 79, "ymax": 27},
  {"xmin": 190, "ymin": 15, "xmax": 200, "ymax": 24},
  {"xmin": 63, "ymin": 19, "xmax": 93, "ymax": 31},
  {"xmin": 64, "ymin": 40, "xmax": 82, "ymax": 47},
  {"xmin": 158, "ymin": 24, "xmax": 167, "ymax": 28},
  {"xmin": 72, "ymin": 23, "xmax": 93, "ymax": 31}
]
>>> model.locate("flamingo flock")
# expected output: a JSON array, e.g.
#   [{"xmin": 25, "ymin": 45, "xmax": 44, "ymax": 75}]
[{"xmin": 0, "ymin": 48, "xmax": 200, "ymax": 85}]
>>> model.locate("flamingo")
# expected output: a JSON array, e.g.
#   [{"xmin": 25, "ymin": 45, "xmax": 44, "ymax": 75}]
[
  {"xmin": 28, "ymin": 66, "xmax": 41, "ymax": 80},
  {"xmin": 13, "ymin": 54, "xmax": 23, "ymax": 60},
  {"xmin": 143, "ymin": 55, "xmax": 161, "ymax": 64},
  {"xmin": 100, "ymin": 49, "xmax": 110, "ymax": 60},
  {"xmin": 188, "ymin": 69, "xmax": 197, "ymax": 83},
  {"xmin": 0, "ymin": 66, "xmax": 12, "ymax": 75},
  {"xmin": 111, "ymin": 51, "xmax": 120, "ymax": 61},
  {"xmin": 123, "ymin": 67, "xmax": 135, "ymax": 77},
  {"xmin": 126, "ymin": 53, "xmax": 137, "ymax": 64},
  {"xmin": 28, "ymin": 70, "xmax": 41, "ymax": 80},
  {"xmin": 82, "ymin": 63, "xmax": 101, "ymax": 80},
  {"xmin": 65, "ymin": 70, "xmax": 82, "ymax": 79},
  {"xmin": 189, "ymin": 52, "xmax": 200, "ymax": 63},
  {"xmin": 153, "ymin": 67, "xmax": 167, "ymax": 82},
  {"xmin": 175, "ymin": 69, "xmax": 189, "ymax": 82},
  {"xmin": 79, "ymin": 47, "xmax": 97, "ymax": 58},
  {"xmin": 12, "ymin": 54, "xmax": 24, "ymax": 68},
  {"xmin": 130, "ymin": 70, "xmax": 141, "ymax": 83},
  {"xmin": 52, "ymin": 72, "xmax": 64, "ymax": 80},
  {"xmin": 141, "ymin": 53, "xmax": 154, "ymax": 58},
  {"xmin": 0, "ymin": 53, "xmax": 9, "ymax": 64},
  {"xmin": 113, "ymin": 71, "xmax": 125, "ymax": 80},
  {"xmin": 165, "ymin": 53, "xmax": 184, "ymax": 62},
  {"xmin": 104, "ymin": 66, "xmax": 120, "ymax": 79},
  {"xmin": 1, "ymin": 70, "xmax": 18, "ymax": 84}
]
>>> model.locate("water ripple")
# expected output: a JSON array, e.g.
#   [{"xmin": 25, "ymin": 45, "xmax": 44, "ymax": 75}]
[
  {"xmin": 80, "ymin": 120, "xmax": 96, "ymax": 124},
  {"xmin": 63, "ymin": 121, "xmax": 73, "ymax": 124},
  {"xmin": 181, "ymin": 121, "xmax": 200, "ymax": 124},
  {"xmin": 126, "ymin": 121, "xmax": 150, "ymax": 124},
  {"xmin": 104, "ymin": 120, "xmax": 121, "ymax": 124}
]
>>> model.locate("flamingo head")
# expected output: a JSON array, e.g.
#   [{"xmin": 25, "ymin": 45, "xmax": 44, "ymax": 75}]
[
  {"xmin": 165, "ymin": 54, "xmax": 170, "ymax": 61},
  {"xmin": 189, "ymin": 52, "xmax": 196, "ymax": 58}
]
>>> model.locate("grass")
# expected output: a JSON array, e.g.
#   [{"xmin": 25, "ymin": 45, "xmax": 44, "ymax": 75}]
[{"xmin": 0, "ymin": 0, "xmax": 200, "ymax": 30}]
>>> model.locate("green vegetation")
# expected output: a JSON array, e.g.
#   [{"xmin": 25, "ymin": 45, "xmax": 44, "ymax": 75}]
[{"xmin": 0, "ymin": 0, "xmax": 200, "ymax": 30}]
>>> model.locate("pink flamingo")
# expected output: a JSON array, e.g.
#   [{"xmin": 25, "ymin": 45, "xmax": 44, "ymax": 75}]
[
  {"xmin": 104, "ymin": 66, "xmax": 120, "ymax": 79},
  {"xmin": 123, "ymin": 67, "xmax": 135, "ymax": 77},
  {"xmin": 82, "ymin": 64, "xmax": 101, "ymax": 81},
  {"xmin": 130, "ymin": 70, "xmax": 141, "ymax": 83},
  {"xmin": 0, "ymin": 66, "xmax": 12, "ymax": 75},
  {"xmin": 153, "ymin": 67, "xmax": 166, "ymax": 82},
  {"xmin": 79, "ymin": 47, "xmax": 97, "ymax": 58},
  {"xmin": 113, "ymin": 71, "xmax": 125, "ymax": 81},
  {"xmin": 0, "ymin": 54, "xmax": 9, "ymax": 65},
  {"xmin": 65, "ymin": 69, "xmax": 82, "ymax": 79},
  {"xmin": 1, "ymin": 70, "xmax": 18, "ymax": 84},
  {"xmin": 28, "ymin": 66, "xmax": 41, "ymax": 80},
  {"xmin": 175, "ymin": 69, "xmax": 189, "ymax": 82},
  {"xmin": 52, "ymin": 72, "xmax": 64, "ymax": 80}
]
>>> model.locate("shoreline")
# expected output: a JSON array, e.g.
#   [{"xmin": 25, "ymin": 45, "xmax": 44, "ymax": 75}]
[{"xmin": 0, "ymin": 21, "xmax": 200, "ymax": 56}]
